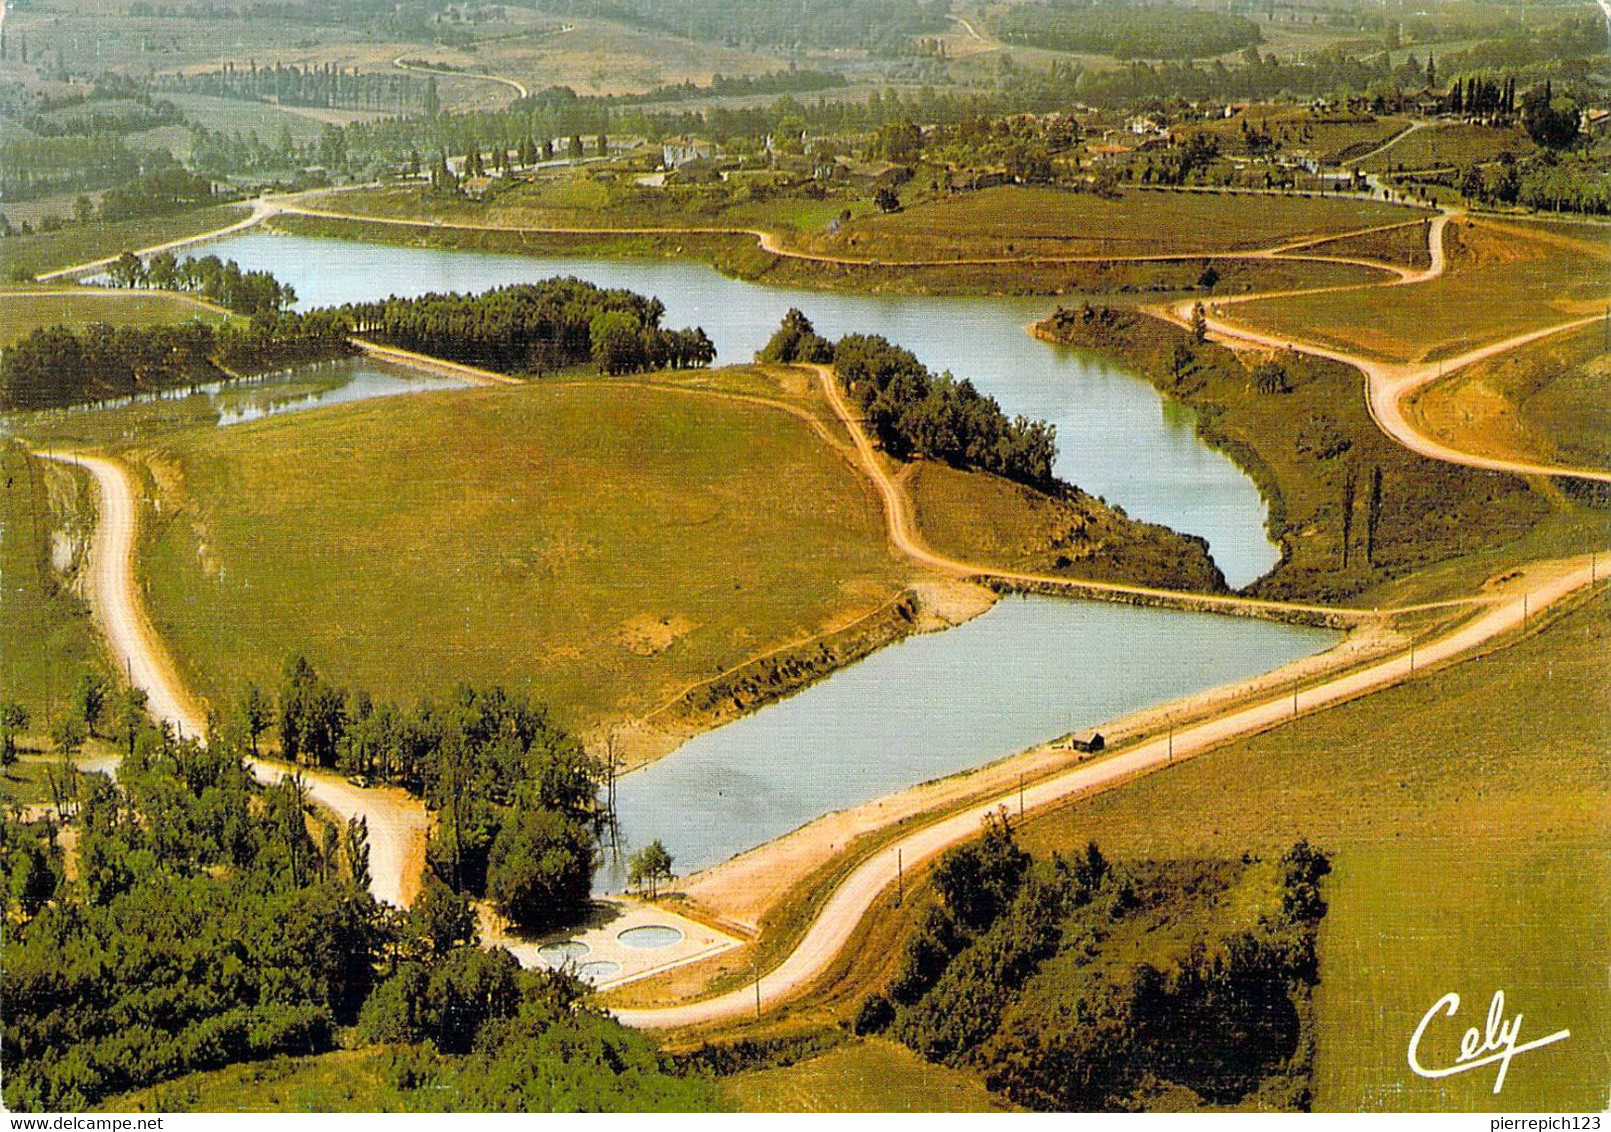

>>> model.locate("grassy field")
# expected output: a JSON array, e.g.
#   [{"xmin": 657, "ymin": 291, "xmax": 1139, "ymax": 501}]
[
  {"xmin": 725, "ymin": 1037, "xmax": 1011, "ymax": 1113},
  {"xmin": 795, "ymin": 185, "xmax": 1417, "ymax": 260},
  {"xmin": 133, "ymin": 376, "xmax": 908, "ymax": 737},
  {"xmin": 1234, "ymin": 217, "xmax": 1611, "ymax": 364},
  {"xmin": 1357, "ymin": 122, "xmax": 1535, "ymax": 173},
  {"xmin": 1404, "ymin": 322, "xmax": 1611, "ymax": 473},
  {"xmin": 1010, "ymin": 588, "xmax": 1610, "ymax": 1112},
  {"xmin": 1288, "ymin": 219, "xmax": 1433, "ymax": 271},
  {"xmin": 0, "ymin": 289, "xmax": 228, "ymax": 344},
  {"xmin": 0, "ymin": 204, "xmax": 252, "ymax": 281},
  {"xmin": 0, "ymin": 445, "xmax": 104, "ymax": 739},
  {"xmin": 104, "ymin": 1048, "xmax": 396, "ymax": 1113}
]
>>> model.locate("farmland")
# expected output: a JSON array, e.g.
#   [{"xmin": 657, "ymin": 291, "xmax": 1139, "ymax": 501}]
[
  {"xmin": 131, "ymin": 377, "xmax": 906, "ymax": 740},
  {"xmin": 791, "ymin": 185, "xmax": 1417, "ymax": 260}
]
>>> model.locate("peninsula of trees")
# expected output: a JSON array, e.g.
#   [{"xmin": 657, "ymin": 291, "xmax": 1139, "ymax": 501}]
[
  {"xmin": 336, "ymin": 279, "xmax": 715, "ymax": 375},
  {"xmin": 762, "ymin": 310, "xmax": 1058, "ymax": 490}
]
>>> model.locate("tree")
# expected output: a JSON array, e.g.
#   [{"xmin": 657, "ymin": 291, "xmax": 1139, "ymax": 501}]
[
  {"xmin": 1197, "ymin": 263, "xmax": 1221, "ymax": 291},
  {"xmin": 1339, "ymin": 465, "xmax": 1357, "ymax": 569},
  {"xmin": 568, "ymin": 134, "xmax": 585, "ymax": 161},
  {"xmin": 239, "ymin": 681, "xmax": 270, "ymax": 758},
  {"xmin": 1366, "ymin": 466, "xmax": 1384, "ymax": 566},
  {"xmin": 0, "ymin": 701, "xmax": 27, "ymax": 767},
  {"xmin": 409, "ymin": 878, "xmax": 479, "ymax": 956},
  {"xmin": 113, "ymin": 686, "xmax": 149, "ymax": 758},
  {"xmin": 627, "ymin": 840, "xmax": 674, "ymax": 897},
  {"xmin": 345, "ymin": 815, "xmax": 371, "ymax": 891},
  {"xmin": 74, "ymin": 672, "xmax": 107, "ymax": 736},
  {"xmin": 50, "ymin": 715, "xmax": 86, "ymax": 758},
  {"xmin": 1190, "ymin": 302, "xmax": 1208, "ymax": 343},
  {"xmin": 109, "ymin": 251, "xmax": 146, "ymax": 288},
  {"xmin": 485, "ymin": 804, "xmax": 595, "ymax": 932},
  {"xmin": 873, "ymin": 186, "xmax": 901, "ymax": 213}
]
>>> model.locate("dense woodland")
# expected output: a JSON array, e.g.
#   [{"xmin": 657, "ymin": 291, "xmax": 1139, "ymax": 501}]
[
  {"xmin": 761, "ymin": 310, "xmax": 1058, "ymax": 490},
  {"xmin": 337, "ymin": 280, "xmax": 715, "ymax": 375},
  {"xmin": 856, "ymin": 817, "xmax": 1332, "ymax": 1111},
  {"xmin": 0, "ymin": 707, "xmax": 717, "ymax": 1111}
]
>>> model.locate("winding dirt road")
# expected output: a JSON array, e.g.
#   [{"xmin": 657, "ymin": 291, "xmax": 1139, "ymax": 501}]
[
  {"xmin": 36, "ymin": 452, "xmax": 429, "ymax": 908},
  {"xmin": 1166, "ymin": 209, "xmax": 1611, "ymax": 485}
]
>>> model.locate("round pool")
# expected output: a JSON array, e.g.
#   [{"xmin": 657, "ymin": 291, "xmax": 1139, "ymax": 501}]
[
  {"xmin": 578, "ymin": 960, "xmax": 621, "ymax": 983},
  {"xmin": 618, "ymin": 924, "xmax": 684, "ymax": 950},
  {"xmin": 538, "ymin": 940, "xmax": 590, "ymax": 967}
]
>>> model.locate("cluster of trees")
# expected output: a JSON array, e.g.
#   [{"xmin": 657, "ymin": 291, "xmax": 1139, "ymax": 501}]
[
  {"xmin": 1446, "ymin": 150, "xmax": 1609, "ymax": 215},
  {"xmin": 858, "ymin": 819, "xmax": 1333, "ymax": 1112},
  {"xmin": 831, "ymin": 326, "xmax": 1059, "ymax": 489},
  {"xmin": 533, "ymin": 0, "xmax": 949, "ymax": 53},
  {"xmin": 2, "ymin": 727, "xmax": 380, "ymax": 1109},
  {"xmin": 0, "ymin": 313, "xmax": 354, "ymax": 411},
  {"xmin": 995, "ymin": 0, "xmax": 1262, "ymax": 61},
  {"xmin": 1, "ymin": 712, "xmax": 715, "ymax": 1111},
  {"xmin": 267, "ymin": 658, "xmax": 604, "ymax": 933},
  {"xmin": 0, "ymin": 136, "xmax": 180, "ymax": 203},
  {"xmin": 163, "ymin": 61, "xmax": 432, "ymax": 115},
  {"xmin": 336, "ymin": 280, "xmax": 714, "ymax": 376},
  {"xmin": 108, "ymin": 252, "xmax": 297, "ymax": 316},
  {"xmin": 756, "ymin": 307, "xmax": 834, "ymax": 366},
  {"xmin": 97, "ymin": 168, "xmax": 221, "ymax": 223}
]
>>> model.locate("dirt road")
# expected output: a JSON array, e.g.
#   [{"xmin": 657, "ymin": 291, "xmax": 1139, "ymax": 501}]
[{"xmin": 37, "ymin": 451, "xmax": 429, "ymax": 907}]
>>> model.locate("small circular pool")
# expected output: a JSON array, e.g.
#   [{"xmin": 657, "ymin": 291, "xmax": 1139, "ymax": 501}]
[
  {"xmin": 538, "ymin": 940, "xmax": 590, "ymax": 967},
  {"xmin": 618, "ymin": 924, "xmax": 684, "ymax": 950},
  {"xmin": 578, "ymin": 960, "xmax": 621, "ymax": 983}
]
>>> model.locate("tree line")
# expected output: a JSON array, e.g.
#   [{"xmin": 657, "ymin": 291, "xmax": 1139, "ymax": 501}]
[
  {"xmin": 336, "ymin": 280, "xmax": 714, "ymax": 376},
  {"xmin": 532, "ymin": 0, "xmax": 949, "ymax": 53},
  {"xmin": 761, "ymin": 311, "xmax": 1058, "ymax": 490},
  {"xmin": 108, "ymin": 251, "xmax": 298, "ymax": 316},
  {"xmin": 0, "ymin": 312, "xmax": 354, "ymax": 412}
]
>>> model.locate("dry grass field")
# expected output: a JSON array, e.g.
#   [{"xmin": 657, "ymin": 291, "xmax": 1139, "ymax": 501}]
[
  {"xmin": 1405, "ymin": 323, "xmax": 1611, "ymax": 473},
  {"xmin": 133, "ymin": 378, "xmax": 907, "ymax": 736}
]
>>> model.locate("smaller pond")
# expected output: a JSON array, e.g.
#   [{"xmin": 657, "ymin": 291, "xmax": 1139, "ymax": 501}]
[
  {"xmin": 617, "ymin": 925, "xmax": 685, "ymax": 950},
  {"xmin": 598, "ymin": 594, "xmax": 1338, "ymax": 891},
  {"xmin": 1, "ymin": 359, "xmax": 468, "ymax": 446}
]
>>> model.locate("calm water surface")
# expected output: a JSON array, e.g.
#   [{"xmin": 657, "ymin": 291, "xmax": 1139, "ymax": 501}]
[
  {"xmin": 600, "ymin": 596, "xmax": 1334, "ymax": 888},
  {"xmin": 194, "ymin": 230, "xmax": 1278, "ymax": 587}
]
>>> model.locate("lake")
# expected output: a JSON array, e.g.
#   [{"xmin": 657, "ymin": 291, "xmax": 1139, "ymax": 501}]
[{"xmin": 191, "ymin": 229, "xmax": 1280, "ymax": 588}]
